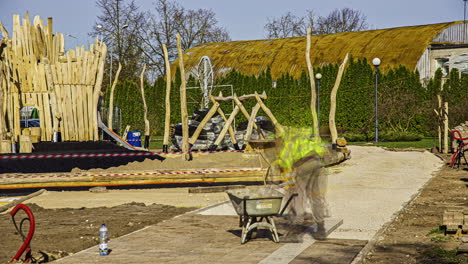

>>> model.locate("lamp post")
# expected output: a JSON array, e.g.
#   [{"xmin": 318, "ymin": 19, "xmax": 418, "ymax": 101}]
[
  {"xmin": 315, "ymin": 73, "xmax": 322, "ymax": 129},
  {"xmin": 372, "ymin": 57, "xmax": 381, "ymax": 143}
]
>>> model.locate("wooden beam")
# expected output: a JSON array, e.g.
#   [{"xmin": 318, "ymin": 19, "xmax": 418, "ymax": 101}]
[
  {"xmin": 212, "ymin": 93, "xmax": 267, "ymax": 102},
  {"xmin": 0, "ymin": 189, "xmax": 46, "ymax": 213},
  {"xmin": 162, "ymin": 44, "xmax": 171, "ymax": 152},
  {"xmin": 245, "ymin": 103, "xmax": 261, "ymax": 141},
  {"xmin": 108, "ymin": 62, "xmax": 122, "ymax": 130},
  {"xmin": 306, "ymin": 27, "xmax": 319, "ymax": 138},
  {"xmin": 443, "ymin": 102, "xmax": 449, "ymax": 154},
  {"xmin": 254, "ymin": 92, "xmax": 284, "ymax": 134},
  {"xmin": 176, "ymin": 34, "xmax": 189, "ymax": 156},
  {"xmin": 139, "ymin": 64, "xmax": 150, "ymax": 148},
  {"xmin": 213, "ymin": 105, "xmax": 240, "ymax": 147},
  {"xmin": 189, "ymin": 102, "xmax": 220, "ymax": 146},
  {"xmin": 210, "ymin": 95, "xmax": 238, "ymax": 146},
  {"xmin": 329, "ymin": 53, "xmax": 349, "ymax": 144}
]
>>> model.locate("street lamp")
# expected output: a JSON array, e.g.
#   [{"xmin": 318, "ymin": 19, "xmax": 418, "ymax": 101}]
[
  {"xmin": 315, "ymin": 73, "xmax": 322, "ymax": 129},
  {"xmin": 372, "ymin": 57, "xmax": 381, "ymax": 143}
]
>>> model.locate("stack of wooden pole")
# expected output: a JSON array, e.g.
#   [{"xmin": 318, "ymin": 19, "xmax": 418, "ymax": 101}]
[{"xmin": 0, "ymin": 13, "xmax": 107, "ymax": 149}]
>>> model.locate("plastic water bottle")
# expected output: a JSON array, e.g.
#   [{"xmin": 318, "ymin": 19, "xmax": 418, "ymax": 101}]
[{"xmin": 99, "ymin": 224, "xmax": 109, "ymax": 255}]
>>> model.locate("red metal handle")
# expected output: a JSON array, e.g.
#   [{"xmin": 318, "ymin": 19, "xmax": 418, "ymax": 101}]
[
  {"xmin": 452, "ymin": 130, "xmax": 468, "ymax": 141},
  {"xmin": 9, "ymin": 204, "xmax": 35, "ymax": 263}
]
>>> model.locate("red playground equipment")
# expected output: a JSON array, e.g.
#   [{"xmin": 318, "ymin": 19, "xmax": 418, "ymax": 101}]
[{"xmin": 449, "ymin": 130, "xmax": 468, "ymax": 168}]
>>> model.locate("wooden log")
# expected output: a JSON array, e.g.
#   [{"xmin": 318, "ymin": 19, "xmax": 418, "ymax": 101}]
[
  {"xmin": 38, "ymin": 63, "xmax": 53, "ymax": 141},
  {"xmin": 443, "ymin": 102, "xmax": 449, "ymax": 154},
  {"xmin": 189, "ymin": 102, "xmax": 220, "ymax": 146},
  {"xmin": 437, "ymin": 94, "xmax": 442, "ymax": 152},
  {"xmin": 0, "ymin": 189, "xmax": 46, "ymax": 213},
  {"xmin": 19, "ymin": 135, "xmax": 32, "ymax": 153},
  {"xmin": 329, "ymin": 53, "xmax": 349, "ymax": 144},
  {"xmin": 254, "ymin": 92, "xmax": 284, "ymax": 134},
  {"xmin": 80, "ymin": 50, "xmax": 90, "ymax": 140},
  {"xmin": 176, "ymin": 34, "xmax": 189, "ymax": 155},
  {"xmin": 233, "ymin": 95, "xmax": 259, "ymax": 131},
  {"xmin": 0, "ymin": 67, "xmax": 6, "ymax": 140},
  {"xmin": 92, "ymin": 42, "xmax": 107, "ymax": 140},
  {"xmin": 108, "ymin": 62, "xmax": 122, "ymax": 130},
  {"xmin": 245, "ymin": 103, "xmax": 261, "ymax": 141},
  {"xmin": 306, "ymin": 28, "xmax": 319, "ymax": 138},
  {"xmin": 210, "ymin": 95, "xmax": 237, "ymax": 145},
  {"xmin": 162, "ymin": 44, "xmax": 171, "ymax": 152},
  {"xmin": 212, "ymin": 93, "xmax": 267, "ymax": 102},
  {"xmin": 139, "ymin": 64, "xmax": 150, "ymax": 149},
  {"xmin": 0, "ymin": 140, "xmax": 11, "ymax": 153},
  {"xmin": 213, "ymin": 105, "xmax": 240, "ymax": 146}
]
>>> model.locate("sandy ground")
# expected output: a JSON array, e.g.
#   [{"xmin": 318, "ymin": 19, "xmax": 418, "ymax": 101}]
[
  {"xmin": 0, "ymin": 145, "xmax": 450, "ymax": 263},
  {"xmin": 27, "ymin": 188, "xmax": 228, "ymax": 209},
  {"xmin": 326, "ymin": 146, "xmax": 443, "ymax": 240}
]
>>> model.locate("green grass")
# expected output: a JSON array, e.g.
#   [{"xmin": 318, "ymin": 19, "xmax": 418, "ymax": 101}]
[
  {"xmin": 423, "ymin": 247, "xmax": 466, "ymax": 263},
  {"xmin": 348, "ymin": 137, "xmax": 436, "ymax": 149},
  {"xmin": 427, "ymin": 227, "xmax": 445, "ymax": 235},
  {"xmin": 148, "ymin": 136, "xmax": 164, "ymax": 150}
]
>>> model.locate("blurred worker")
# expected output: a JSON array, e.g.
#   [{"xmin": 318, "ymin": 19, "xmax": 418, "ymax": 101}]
[{"xmin": 275, "ymin": 127, "xmax": 329, "ymax": 239}]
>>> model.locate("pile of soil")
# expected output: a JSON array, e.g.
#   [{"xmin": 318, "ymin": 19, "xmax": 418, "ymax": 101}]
[
  {"xmin": 365, "ymin": 159, "xmax": 468, "ymax": 264},
  {"xmin": 0, "ymin": 203, "xmax": 194, "ymax": 263}
]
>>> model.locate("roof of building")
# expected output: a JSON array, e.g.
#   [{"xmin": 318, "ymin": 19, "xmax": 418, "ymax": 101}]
[{"xmin": 180, "ymin": 21, "xmax": 463, "ymax": 79}]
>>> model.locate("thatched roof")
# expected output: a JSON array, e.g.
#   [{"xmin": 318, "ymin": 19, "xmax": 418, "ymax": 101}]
[{"xmin": 180, "ymin": 21, "xmax": 461, "ymax": 79}]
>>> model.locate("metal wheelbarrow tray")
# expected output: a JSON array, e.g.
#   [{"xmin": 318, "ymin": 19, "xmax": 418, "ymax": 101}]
[{"xmin": 226, "ymin": 186, "xmax": 297, "ymax": 244}]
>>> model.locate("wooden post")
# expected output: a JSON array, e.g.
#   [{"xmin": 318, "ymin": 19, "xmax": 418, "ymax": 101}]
[
  {"xmin": 209, "ymin": 95, "xmax": 238, "ymax": 149},
  {"xmin": 162, "ymin": 44, "xmax": 171, "ymax": 153},
  {"xmin": 92, "ymin": 42, "xmax": 107, "ymax": 140},
  {"xmin": 139, "ymin": 64, "xmax": 150, "ymax": 149},
  {"xmin": 108, "ymin": 62, "xmax": 122, "ymax": 131},
  {"xmin": 213, "ymin": 105, "xmax": 240, "ymax": 148},
  {"xmin": 306, "ymin": 27, "xmax": 319, "ymax": 138},
  {"xmin": 437, "ymin": 94, "xmax": 442, "ymax": 152},
  {"xmin": 245, "ymin": 103, "xmax": 261, "ymax": 142},
  {"xmin": 233, "ymin": 95, "xmax": 263, "ymax": 138},
  {"xmin": 189, "ymin": 102, "xmax": 219, "ymax": 146},
  {"xmin": 0, "ymin": 65, "xmax": 6, "ymax": 140},
  {"xmin": 254, "ymin": 92, "xmax": 284, "ymax": 134},
  {"xmin": 329, "ymin": 53, "xmax": 349, "ymax": 145},
  {"xmin": 176, "ymin": 34, "xmax": 189, "ymax": 157},
  {"xmin": 443, "ymin": 102, "xmax": 449, "ymax": 154}
]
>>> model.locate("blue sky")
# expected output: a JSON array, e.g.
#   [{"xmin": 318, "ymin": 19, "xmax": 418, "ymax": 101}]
[{"xmin": 0, "ymin": 0, "xmax": 462, "ymax": 48}]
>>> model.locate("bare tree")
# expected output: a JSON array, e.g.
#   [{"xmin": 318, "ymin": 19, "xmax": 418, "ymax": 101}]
[
  {"xmin": 316, "ymin": 8, "xmax": 368, "ymax": 34},
  {"xmin": 264, "ymin": 11, "xmax": 313, "ymax": 38},
  {"xmin": 264, "ymin": 8, "xmax": 368, "ymax": 38},
  {"xmin": 139, "ymin": 0, "xmax": 230, "ymax": 76},
  {"xmin": 90, "ymin": 0, "xmax": 146, "ymax": 80}
]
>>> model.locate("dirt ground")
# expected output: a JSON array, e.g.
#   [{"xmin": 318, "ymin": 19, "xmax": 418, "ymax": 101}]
[
  {"xmin": 364, "ymin": 155, "xmax": 468, "ymax": 264},
  {"xmin": 0, "ymin": 203, "xmax": 194, "ymax": 263},
  {"xmin": 1, "ymin": 149, "xmax": 467, "ymax": 263}
]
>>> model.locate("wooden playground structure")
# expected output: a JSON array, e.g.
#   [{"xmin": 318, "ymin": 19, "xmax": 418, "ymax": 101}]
[{"xmin": 0, "ymin": 14, "xmax": 107, "ymax": 153}]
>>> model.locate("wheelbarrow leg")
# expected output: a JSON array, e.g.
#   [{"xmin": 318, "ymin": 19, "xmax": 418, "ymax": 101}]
[
  {"xmin": 266, "ymin": 216, "xmax": 280, "ymax": 243},
  {"xmin": 241, "ymin": 217, "xmax": 253, "ymax": 244}
]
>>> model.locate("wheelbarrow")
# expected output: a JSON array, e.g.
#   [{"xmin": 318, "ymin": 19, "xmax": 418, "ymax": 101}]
[{"xmin": 226, "ymin": 186, "xmax": 297, "ymax": 244}]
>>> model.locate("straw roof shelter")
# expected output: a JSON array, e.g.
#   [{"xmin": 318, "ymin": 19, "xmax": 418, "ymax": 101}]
[{"xmin": 181, "ymin": 21, "xmax": 468, "ymax": 82}]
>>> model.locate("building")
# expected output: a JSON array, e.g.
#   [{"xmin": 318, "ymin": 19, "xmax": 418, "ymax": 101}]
[{"xmin": 182, "ymin": 21, "xmax": 468, "ymax": 83}]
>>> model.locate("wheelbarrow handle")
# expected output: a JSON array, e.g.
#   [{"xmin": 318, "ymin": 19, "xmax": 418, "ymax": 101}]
[{"xmin": 278, "ymin": 193, "xmax": 298, "ymax": 216}]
